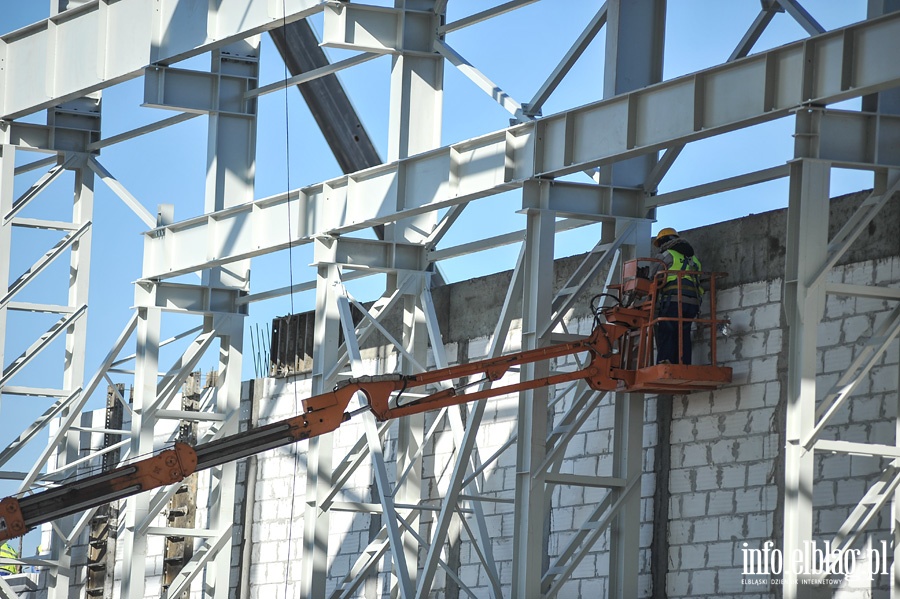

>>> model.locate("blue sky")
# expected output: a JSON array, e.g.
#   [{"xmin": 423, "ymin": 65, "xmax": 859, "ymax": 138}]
[{"xmin": 0, "ymin": 1, "xmax": 877, "ymax": 549}]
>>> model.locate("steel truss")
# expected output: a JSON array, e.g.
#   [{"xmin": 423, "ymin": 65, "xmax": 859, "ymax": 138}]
[{"xmin": 0, "ymin": 1, "xmax": 899, "ymax": 598}]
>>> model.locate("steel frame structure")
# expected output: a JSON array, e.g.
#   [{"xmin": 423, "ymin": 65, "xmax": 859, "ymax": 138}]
[{"xmin": 0, "ymin": 1, "xmax": 899, "ymax": 598}]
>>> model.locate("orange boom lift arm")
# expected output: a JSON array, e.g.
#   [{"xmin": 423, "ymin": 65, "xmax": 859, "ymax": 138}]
[{"xmin": 0, "ymin": 262, "xmax": 731, "ymax": 542}]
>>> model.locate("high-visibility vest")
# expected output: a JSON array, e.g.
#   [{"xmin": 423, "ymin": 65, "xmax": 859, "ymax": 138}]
[
  {"xmin": 0, "ymin": 542, "xmax": 17, "ymax": 574},
  {"xmin": 661, "ymin": 250, "xmax": 703, "ymax": 300}
]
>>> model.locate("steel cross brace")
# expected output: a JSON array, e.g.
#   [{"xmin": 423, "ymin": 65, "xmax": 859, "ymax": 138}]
[
  {"xmin": 804, "ymin": 302, "xmax": 900, "ymax": 450},
  {"xmin": 415, "ymin": 284, "xmax": 501, "ymax": 599},
  {"xmin": 541, "ymin": 223, "xmax": 629, "ymax": 338},
  {"xmin": 2, "ymin": 158, "xmax": 76, "ymax": 225},
  {"xmin": 337, "ymin": 288, "xmax": 414, "ymax": 598},
  {"xmin": 164, "ymin": 526, "xmax": 234, "ymax": 598},
  {"xmin": 542, "ymin": 474, "xmax": 641, "ymax": 597},
  {"xmin": 807, "ymin": 175, "xmax": 900, "ymax": 291},
  {"xmin": 822, "ymin": 465, "xmax": 900, "ymax": 576}
]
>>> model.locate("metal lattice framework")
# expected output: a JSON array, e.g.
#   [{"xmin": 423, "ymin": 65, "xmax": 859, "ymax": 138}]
[{"xmin": 0, "ymin": 1, "xmax": 899, "ymax": 598}]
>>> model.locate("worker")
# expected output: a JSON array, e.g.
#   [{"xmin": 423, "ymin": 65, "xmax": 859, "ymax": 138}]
[
  {"xmin": 0, "ymin": 541, "xmax": 17, "ymax": 576},
  {"xmin": 650, "ymin": 227, "xmax": 703, "ymax": 365}
]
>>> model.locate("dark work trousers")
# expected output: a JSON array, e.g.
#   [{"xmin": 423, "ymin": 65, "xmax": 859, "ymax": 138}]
[{"xmin": 656, "ymin": 298, "xmax": 700, "ymax": 364}]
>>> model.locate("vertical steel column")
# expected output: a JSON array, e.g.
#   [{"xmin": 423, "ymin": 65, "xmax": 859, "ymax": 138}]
[
  {"xmin": 600, "ymin": 0, "xmax": 666, "ymax": 188},
  {"xmin": 49, "ymin": 155, "xmax": 95, "ymax": 597},
  {"xmin": 199, "ymin": 39, "xmax": 258, "ymax": 598},
  {"xmin": 300, "ymin": 254, "xmax": 341, "ymax": 597},
  {"xmin": 782, "ymin": 157, "xmax": 830, "ymax": 599},
  {"xmin": 203, "ymin": 39, "xmax": 259, "ymax": 288},
  {"xmin": 397, "ymin": 273, "xmax": 428, "ymax": 592},
  {"xmin": 162, "ymin": 376, "xmax": 199, "ymax": 597},
  {"xmin": 85, "ymin": 384, "xmax": 124, "ymax": 599},
  {"xmin": 863, "ymin": 0, "xmax": 900, "ymax": 113},
  {"xmin": 384, "ymin": 2, "xmax": 444, "ymax": 589},
  {"xmin": 868, "ymin": 10, "xmax": 900, "ymax": 593},
  {"xmin": 512, "ymin": 191, "xmax": 555, "ymax": 597},
  {"xmin": 207, "ymin": 315, "xmax": 243, "ymax": 599},
  {"xmin": 121, "ymin": 306, "xmax": 161, "ymax": 599},
  {"xmin": 384, "ymin": 0, "xmax": 443, "ymax": 241},
  {"xmin": 607, "ymin": 221, "xmax": 651, "ymax": 598},
  {"xmin": 895, "ymin": 352, "xmax": 900, "ymax": 599},
  {"xmin": 601, "ymin": 2, "xmax": 664, "ymax": 594}
]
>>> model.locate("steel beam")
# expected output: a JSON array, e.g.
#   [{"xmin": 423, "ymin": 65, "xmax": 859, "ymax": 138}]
[
  {"xmin": 48, "ymin": 157, "xmax": 94, "ymax": 597},
  {"xmin": 521, "ymin": 179, "xmax": 644, "ymax": 221},
  {"xmin": 805, "ymin": 300, "xmax": 900, "ymax": 450},
  {"xmin": 439, "ymin": 0, "xmax": 541, "ymax": 34},
  {"xmin": 134, "ymin": 282, "xmax": 247, "ymax": 316},
  {"xmin": 0, "ymin": 0, "xmax": 322, "ymax": 119},
  {"xmin": 87, "ymin": 158, "xmax": 156, "ymax": 228},
  {"xmin": 414, "ymin": 271, "xmax": 522, "ymax": 598},
  {"xmin": 0, "ymin": 222, "xmax": 91, "ymax": 308},
  {"xmin": 206, "ymin": 317, "xmax": 244, "ymax": 599},
  {"xmin": 0, "ymin": 307, "xmax": 87, "ymax": 387},
  {"xmin": 394, "ymin": 272, "xmax": 428, "ymax": 594},
  {"xmin": 646, "ymin": 164, "xmax": 790, "ymax": 209},
  {"xmin": 142, "ymin": 11, "xmax": 900, "ymax": 280},
  {"xmin": 269, "ymin": 18, "xmax": 382, "ymax": 173},
  {"xmin": 524, "ymin": 3, "xmax": 608, "ymax": 118},
  {"xmin": 322, "ymin": 3, "xmax": 435, "ymax": 55},
  {"xmin": 13, "ymin": 313, "xmax": 136, "ymax": 494},
  {"xmin": 776, "ymin": 0, "xmax": 825, "ymax": 35},
  {"xmin": 598, "ymin": 3, "xmax": 663, "ymax": 594},
  {"xmin": 143, "ymin": 66, "xmax": 257, "ymax": 116},
  {"xmin": 798, "ymin": 108, "xmax": 900, "ymax": 168},
  {"xmin": 434, "ymin": 39, "xmax": 524, "ymax": 118},
  {"xmin": 314, "ymin": 236, "xmax": 427, "ymax": 272},
  {"xmin": 2, "ymin": 158, "xmax": 73, "ymax": 224},
  {"xmin": 728, "ymin": 4, "xmax": 780, "ymax": 62}
]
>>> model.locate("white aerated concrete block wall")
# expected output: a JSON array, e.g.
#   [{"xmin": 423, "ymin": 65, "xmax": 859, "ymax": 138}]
[
  {"xmin": 666, "ymin": 256, "xmax": 900, "ymax": 598},
  {"xmin": 238, "ymin": 256, "xmax": 897, "ymax": 599},
  {"xmin": 666, "ymin": 279, "xmax": 782, "ymax": 598}
]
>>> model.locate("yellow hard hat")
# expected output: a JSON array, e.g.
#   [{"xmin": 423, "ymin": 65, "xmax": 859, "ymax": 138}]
[{"xmin": 654, "ymin": 227, "xmax": 678, "ymax": 246}]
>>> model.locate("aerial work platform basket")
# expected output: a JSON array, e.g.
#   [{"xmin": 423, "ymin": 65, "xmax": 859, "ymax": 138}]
[{"xmin": 602, "ymin": 258, "xmax": 732, "ymax": 394}]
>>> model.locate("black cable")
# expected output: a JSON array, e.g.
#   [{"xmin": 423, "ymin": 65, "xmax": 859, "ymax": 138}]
[
  {"xmin": 279, "ymin": 6, "xmax": 299, "ymax": 599},
  {"xmin": 590, "ymin": 293, "xmax": 622, "ymax": 327},
  {"xmin": 393, "ymin": 377, "xmax": 411, "ymax": 407}
]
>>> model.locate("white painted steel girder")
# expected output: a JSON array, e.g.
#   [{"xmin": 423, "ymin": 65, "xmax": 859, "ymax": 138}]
[
  {"xmin": 143, "ymin": 66, "xmax": 258, "ymax": 116},
  {"xmin": 0, "ymin": 0, "xmax": 322, "ymax": 119},
  {"xmin": 133, "ymin": 281, "xmax": 248, "ymax": 316},
  {"xmin": 313, "ymin": 236, "xmax": 428, "ymax": 272},
  {"xmin": 520, "ymin": 179, "xmax": 645, "ymax": 221},
  {"xmin": 322, "ymin": 3, "xmax": 437, "ymax": 55},
  {"xmin": 140, "ymin": 11, "xmax": 900, "ymax": 281},
  {"xmin": 795, "ymin": 107, "xmax": 900, "ymax": 167}
]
